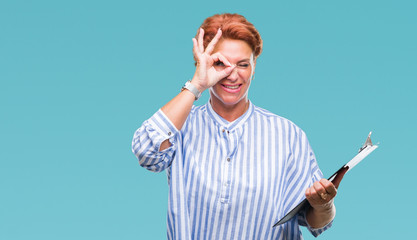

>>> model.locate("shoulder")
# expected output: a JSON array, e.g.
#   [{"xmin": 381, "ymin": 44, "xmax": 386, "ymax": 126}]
[
  {"xmin": 252, "ymin": 105, "xmax": 299, "ymax": 128},
  {"xmin": 189, "ymin": 104, "xmax": 208, "ymax": 116},
  {"xmin": 182, "ymin": 104, "xmax": 210, "ymax": 126},
  {"xmin": 251, "ymin": 104, "xmax": 307, "ymax": 137}
]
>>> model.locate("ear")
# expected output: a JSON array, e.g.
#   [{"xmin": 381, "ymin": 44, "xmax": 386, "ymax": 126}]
[{"xmin": 251, "ymin": 57, "xmax": 256, "ymax": 79}]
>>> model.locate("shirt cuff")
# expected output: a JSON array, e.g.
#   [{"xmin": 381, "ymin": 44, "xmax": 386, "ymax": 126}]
[
  {"xmin": 147, "ymin": 109, "xmax": 179, "ymax": 150},
  {"xmin": 298, "ymin": 208, "xmax": 333, "ymax": 237}
]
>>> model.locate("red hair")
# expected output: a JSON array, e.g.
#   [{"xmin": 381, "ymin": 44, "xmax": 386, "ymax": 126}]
[{"xmin": 196, "ymin": 13, "xmax": 263, "ymax": 59}]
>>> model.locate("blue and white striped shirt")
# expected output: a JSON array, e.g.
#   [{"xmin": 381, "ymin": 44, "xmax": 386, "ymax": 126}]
[{"xmin": 132, "ymin": 101, "xmax": 332, "ymax": 239}]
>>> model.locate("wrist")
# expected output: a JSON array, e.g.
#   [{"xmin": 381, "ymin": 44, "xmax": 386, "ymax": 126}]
[
  {"xmin": 306, "ymin": 202, "xmax": 336, "ymax": 228},
  {"xmin": 190, "ymin": 78, "xmax": 206, "ymax": 93},
  {"xmin": 182, "ymin": 80, "xmax": 202, "ymax": 100},
  {"xmin": 311, "ymin": 201, "xmax": 335, "ymax": 215}
]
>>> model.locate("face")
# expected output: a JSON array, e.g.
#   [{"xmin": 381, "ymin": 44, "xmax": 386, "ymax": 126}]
[{"xmin": 210, "ymin": 39, "xmax": 255, "ymax": 109}]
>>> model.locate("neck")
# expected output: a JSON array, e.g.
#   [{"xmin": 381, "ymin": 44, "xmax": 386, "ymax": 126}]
[{"xmin": 210, "ymin": 98, "xmax": 249, "ymax": 122}]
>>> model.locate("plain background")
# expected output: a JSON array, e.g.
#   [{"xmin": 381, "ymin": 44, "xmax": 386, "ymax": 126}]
[{"xmin": 1, "ymin": 0, "xmax": 416, "ymax": 239}]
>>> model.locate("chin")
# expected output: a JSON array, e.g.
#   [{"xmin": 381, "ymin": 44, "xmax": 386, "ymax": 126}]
[
  {"xmin": 222, "ymin": 97, "xmax": 244, "ymax": 106},
  {"xmin": 210, "ymin": 90, "xmax": 248, "ymax": 107}
]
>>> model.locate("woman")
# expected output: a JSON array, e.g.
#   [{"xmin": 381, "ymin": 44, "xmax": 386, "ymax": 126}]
[{"xmin": 132, "ymin": 13, "xmax": 340, "ymax": 239}]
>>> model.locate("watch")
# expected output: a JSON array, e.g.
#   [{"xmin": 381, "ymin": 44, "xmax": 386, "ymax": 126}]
[{"xmin": 181, "ymin": 81, "xmax": 202, "ymax": 100}]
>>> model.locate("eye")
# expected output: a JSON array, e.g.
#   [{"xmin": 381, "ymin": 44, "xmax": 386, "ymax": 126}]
[
  {"xmin": 214, "ymin": 61, "xmax": 225, "ymax": 67},
  {"xmin": 237, "ymin": 63, "xmax": 250, "ymax": 68}
]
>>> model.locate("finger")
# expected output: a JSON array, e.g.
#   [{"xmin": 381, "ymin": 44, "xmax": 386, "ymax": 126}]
[
  {"xmin": 313, "ymin": 181, "xmax": 328, "ymax": 200},
  {"xmin": 192, "ymin": 38, "xmax": 201, "ymax": 59},
  {"xmin": 205, "ymin": 28, "xmax": 222, "ymax": 54},
  {"xmin": 218, "ymin": 65, "xmax": 236, "ymax": 78},
  {"xmin": 198, "ymin": 28, "xmax": 204, "ymax": 53},
  {"xmin": 305, "ymin": 187, "xmax": 311, "ymax": 199},
  {"xmin": 307, "ymin": 185, "xmax": 322, "ymax": 202},
  {"xmin": 313, "ymin": 181, "xmax": 326, "ymax": 194},
  {"xmin": 320, "ymin": 179, "xmax": 337, "ymax": 196},
  {"xmin": 305, "ymin": 187, "xmax": 317, "ymax": 200},
  {"xmin": 216, "ymin": 53, "xmax": 232, "ymax": 67},
  {"xmin": 211, "ymin": 52, "xmax": 232, "ymax": 67},
  {"xmin": 332, "ymin": 166, "xmax": 349, "ymax": 189},
  {"xmin": 305, "ymin": 188, "xmax": 315, "ymax": 202}
]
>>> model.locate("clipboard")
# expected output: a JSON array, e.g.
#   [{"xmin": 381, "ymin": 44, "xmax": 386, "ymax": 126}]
[{"xmin": 273, "ymin": 132, "xmax": 379, "ymax": 227}]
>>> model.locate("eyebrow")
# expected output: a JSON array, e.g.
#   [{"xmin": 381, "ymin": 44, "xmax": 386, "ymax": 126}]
[{"xmin": 237, "ymin": 59, "xmax": 251, "ymax": 63}]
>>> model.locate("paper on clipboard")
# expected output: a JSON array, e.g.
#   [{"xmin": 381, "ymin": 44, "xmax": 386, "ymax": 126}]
[
  {"xmin": 328, "ymin": 132, "xmax": 378, "ymax": 181},
  {"xmin": 273, "ymin": 132, "xmax": 378, "ymax": 227}
]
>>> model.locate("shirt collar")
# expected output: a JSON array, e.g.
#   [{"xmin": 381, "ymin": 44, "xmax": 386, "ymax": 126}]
[{"xmin": 205, "ymin": 100, "xmax": 254, "ymax": 132}]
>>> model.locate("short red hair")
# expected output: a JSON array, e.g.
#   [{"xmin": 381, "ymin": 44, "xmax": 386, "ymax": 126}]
[{"xmin": 196, "ymin": 13, "xmax": 263, "ymax": 59}]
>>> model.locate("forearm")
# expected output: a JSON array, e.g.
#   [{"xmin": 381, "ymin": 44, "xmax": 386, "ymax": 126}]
[
  {"xmin": 160, "ymin": 28, "xmax": 228, "ymax": 150},
  {"xmin": 159, "ymin": 89, "xmax": 196, "ymax": 150},
  {"xmin": 306, "ymin": 201, "xmax": 336, "ymax": 228}
]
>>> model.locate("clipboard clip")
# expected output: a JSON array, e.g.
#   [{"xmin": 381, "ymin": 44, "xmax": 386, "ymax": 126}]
[{"xmin": 359, "ymin": 131, "xmax": 373, "ymax": 153}]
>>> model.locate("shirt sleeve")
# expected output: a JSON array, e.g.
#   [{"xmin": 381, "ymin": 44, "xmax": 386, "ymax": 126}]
[
  {"xmin": 131, "ymin": 109, "xmax": 179, "ymax": 172},
  {"xmin": 296, "ymin": 134, "xmax": 334, "ymax": 237},
  {"xmin": 282, "ymin": 125, "xmax": 333, "ymax": 237}
]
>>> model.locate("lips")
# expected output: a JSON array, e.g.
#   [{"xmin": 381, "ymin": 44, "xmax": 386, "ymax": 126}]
[{"xmin": 221, "ymin": 84, "xmax": 242, "ymax": 93}]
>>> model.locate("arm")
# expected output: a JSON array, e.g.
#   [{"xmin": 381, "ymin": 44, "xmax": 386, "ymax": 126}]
[
  {"xmin": 305, "ymin": 179, "xmax": 337, "ymax": 228},
  {"xmin": 283, "ymin": 128, "xmax": 340, "ymax": 236},
  {"xmin": 131, "ymin": 110, "xmax": 179, "ymax": 172},
  {"xmin": 159, "ymin": 28, "xmax": 235, "ymax": 151},
  {"xmin": 159, "ymin": 90, "xmax": 196, "ymax": 151},
  {"xmin": 132, "ymin": 28, "xmax": 236, "ymax": 171},
  {"xmin": 305, "ymin": 167, "xmax": 348, "ymax": 228}
]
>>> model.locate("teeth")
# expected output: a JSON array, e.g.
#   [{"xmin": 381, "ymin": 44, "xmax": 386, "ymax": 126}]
[{"xmin": 224, "ymin": 85, "xmax": 240, "ymax": 89}]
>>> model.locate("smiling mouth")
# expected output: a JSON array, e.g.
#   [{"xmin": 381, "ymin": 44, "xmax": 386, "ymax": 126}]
[{"xmin": 222, "ymin": 84, "xmax": 242, "ymax": 89}]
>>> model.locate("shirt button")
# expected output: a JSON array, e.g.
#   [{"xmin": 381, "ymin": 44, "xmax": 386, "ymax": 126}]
[
  {"xmin": 168, "ymin": 132, "xmax": 172, "ymax": 136},
  {"xmin": 227, "ymin": 158, "xmax": 230, "ymax": 162},
  {"xmin": 222, "ymin": 129, "xmax": 225, "ymax": 133}
]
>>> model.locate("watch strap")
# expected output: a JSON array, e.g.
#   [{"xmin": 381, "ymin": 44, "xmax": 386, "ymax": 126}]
[{"xmin": 182, "ymin": 81, "xmax": 201, "ymax": 100}]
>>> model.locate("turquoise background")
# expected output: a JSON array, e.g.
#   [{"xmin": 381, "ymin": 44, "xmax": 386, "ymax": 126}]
[{"xmin": 1, "ymin": 0, "xmax": 416, "ymax": 239}]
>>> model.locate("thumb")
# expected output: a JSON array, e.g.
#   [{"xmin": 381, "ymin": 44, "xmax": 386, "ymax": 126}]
[
  {"xmin": 217, "ymin": 65, "xmax": 235, "ymax": 79},
  {"xmin": 331, "ymin": 166, "xmax": 349, "ymax": 189}
]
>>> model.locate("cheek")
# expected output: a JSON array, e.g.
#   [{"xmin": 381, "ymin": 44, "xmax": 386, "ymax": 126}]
[{"xmin": 239, "ymin": 70, "xmax": 252, "ymax": 82}]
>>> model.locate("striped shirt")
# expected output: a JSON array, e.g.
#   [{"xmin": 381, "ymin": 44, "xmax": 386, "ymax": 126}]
[{"xmin": 132, "ymin": 101, "xmax": 332, "ymax": 239}]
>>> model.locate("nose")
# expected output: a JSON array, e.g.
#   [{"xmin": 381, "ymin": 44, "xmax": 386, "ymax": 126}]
[{"xmin": 226, "ymin": 67, "xmax": 238, "ymax": 82}]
